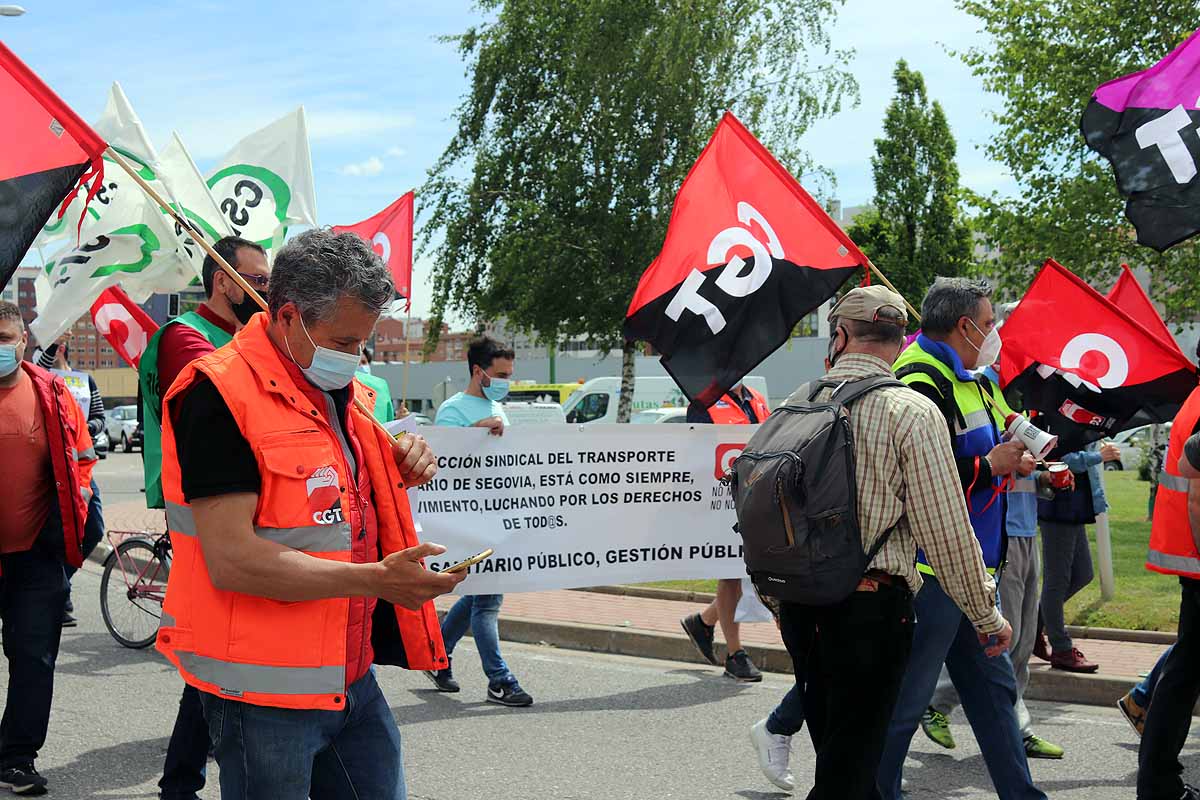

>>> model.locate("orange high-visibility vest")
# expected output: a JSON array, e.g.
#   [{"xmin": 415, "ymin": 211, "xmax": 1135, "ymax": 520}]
[
  {"xmin": 155, "ymin": 315, "xmax": 446, "ymax": 711},
  {"xmin": 706, "ymin": 387, "xmax": 770, "ymax": 425},
  {"xmin": 1148, "ymin": 385, "xmax": 1200, "ymax": 579}
]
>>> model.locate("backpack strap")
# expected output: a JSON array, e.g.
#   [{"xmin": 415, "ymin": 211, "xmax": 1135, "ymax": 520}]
[
  {"xmin": 830, "ymin": 375, "xmax": 905, "ymax": 406},
  {"xmin": 895, "ymin": 362, "xmax": 966, "ymax": 436}
]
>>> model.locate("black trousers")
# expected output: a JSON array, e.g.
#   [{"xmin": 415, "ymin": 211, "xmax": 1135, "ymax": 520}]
[
  {"xmin": 0, "ymin": 511, "xmax": 68, "ymax": 768},
  {"xmin": 1139, "ymin": 577, "xmax": 1200, "ymax": 799},
  {"xmin": 778, "ymin": 583, "xmax": 915, "ymax": 800},
  {"xmin": 159, "ymin": 683, "xmax": 210, "ymax": 799}
]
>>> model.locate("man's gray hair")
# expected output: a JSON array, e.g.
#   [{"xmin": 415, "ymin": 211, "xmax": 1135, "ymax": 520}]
[
  {"xmin": 920, "ymin": 277, "xmax": 994, "ymax": 335},
  {"xmin": 268, "ymin": 229, "xmax": 394, "ymax": 324}
]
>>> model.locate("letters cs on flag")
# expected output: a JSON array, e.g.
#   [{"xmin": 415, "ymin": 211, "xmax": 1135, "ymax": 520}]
[
  {"xmin": 332, "ymin": 191, "xmax": 413, "ymax": 310},
  {"xmin": 1082, "ymin": 29, "xmax": 1200, "ymax": 251},
  {"xmin": 999, "ymin": 259, "xmax": 1198, "ymax": 451},
  {"xmin": 624, "ymin": 112, "xmax": 864, "ymax": 407},
  {"xmin": 89, "ymin": 286, "xmax": 159, "ymax": 368},
  {"xmin": 0, "ymin": 43, "xmax": 106, "ymax": 291}
]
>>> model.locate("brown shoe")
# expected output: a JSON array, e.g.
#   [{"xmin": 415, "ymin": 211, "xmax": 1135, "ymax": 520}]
[
  {"xmin": 1117, "ymin": 691, "xmax": 1146, "ymax": 737},
  {"xmin": 1032, "ymin": 631, "xmax": 1051, "ymax": 662},
  {"xmin": 1050, "ymin": 647, "xmax": 1099, "ymax": 673}
]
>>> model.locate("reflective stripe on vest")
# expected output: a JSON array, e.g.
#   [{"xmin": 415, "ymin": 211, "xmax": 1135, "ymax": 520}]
[
  {"xmin": 1147, "ymin": 549, "xmax": 1200, "ymax": 575},
  {"xmin": 167, "ymin": 501, "xmax": 352, "ymax": 552},
  {"xmin": 1159, "ymin": 471, "xmax": 1192, "ymax": 493},
  {"xmin": 177, "ymin": 651, "xmax": 346, "ymax": 696},
  {"xmin": 958, "ymin": 408, "xmax": 993, "ymax": 436}
]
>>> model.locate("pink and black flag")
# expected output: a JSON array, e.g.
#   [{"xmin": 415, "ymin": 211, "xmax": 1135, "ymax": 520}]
[
  {"xmin": 1082, "ymin": 29, "xmax": 1200, "ymax": 251},
  {"xmin": 0, "ymin": 43, "xmax": 106, "ymax": 290}
]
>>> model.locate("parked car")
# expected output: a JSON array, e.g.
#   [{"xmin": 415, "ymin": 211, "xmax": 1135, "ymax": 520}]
[
  {"xmin": 630, "ymin": 408, "xmax": 689, "ymax": 424},
  {"xmin": 105, "ymin": 405, "xmax": 142, "ymax": 453},
  {"xmin": 1109, "ymin": 423, "xmax": 1171, "ymax": 471}
]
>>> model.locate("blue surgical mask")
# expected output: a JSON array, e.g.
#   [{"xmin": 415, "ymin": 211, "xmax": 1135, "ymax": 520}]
[
  {"xmin": 357, "ymin": 364, "xmax": 372, "ymax": 375},
  {"xmin": 483, "ymin": 375, "xmax": 510, "ymax": 402},
  {"xmin": 0, "ymin": 345, "xmax": 17, "ymax": 378},
  {"xmin": 284, "ymin": 316, "xmax": 361, "ymax": 392}
]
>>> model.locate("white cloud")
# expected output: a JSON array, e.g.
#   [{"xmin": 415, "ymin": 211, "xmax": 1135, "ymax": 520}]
[
  {"xmin": 386, "ymin": 146, "xmax": 407, "ymax": 158},
  {"xmin": 339, "ymin": 156, "xmax": 385, "ymax": 177}
]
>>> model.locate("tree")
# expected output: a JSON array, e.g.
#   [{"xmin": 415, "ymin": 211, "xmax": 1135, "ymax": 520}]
[
  {"xmin": 421, "ymin": 0, "xmax": 858, "ymax": 420},
  {"xmin": 956, "ymin": 1, "xmax": 1199, "ymax": 319},
  {"xmin": 847, "ymin": 60, "xmax": 972, "ymax": 313}
]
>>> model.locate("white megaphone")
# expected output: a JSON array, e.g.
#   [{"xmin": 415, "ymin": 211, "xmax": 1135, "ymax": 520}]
[{"xmin": 1004, "ymin": 414, "xmax": 1058, "ymax": 461}]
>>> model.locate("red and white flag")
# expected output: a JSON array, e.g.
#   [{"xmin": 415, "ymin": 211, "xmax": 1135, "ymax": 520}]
[
  {"xmin": 1106, "ymin": 263, "xmax": 1187, "ymax": 359},
  {"xmin": 333, "ymin": 192, "xmax": 413, "ymax": 310},
  {"xmin": 90, "ymin": 286, "xmax": 159, "ymax": 368}
]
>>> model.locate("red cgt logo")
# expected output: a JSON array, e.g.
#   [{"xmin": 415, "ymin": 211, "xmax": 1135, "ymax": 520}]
[{"xmin": 715, "ymin": 443, "xmax": 746, "ymax": 479}]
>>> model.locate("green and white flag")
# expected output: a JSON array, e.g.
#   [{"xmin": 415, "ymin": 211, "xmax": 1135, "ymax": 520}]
[
  {"xmin": 36, "ymin": 82, "xmax": 160, "ymax": 247},
  {"xmin": 206, "ymin": 107, "xmax": 317, "ymax": 250},
  {"xmin": 158, "ymin": 132, "xmax": 233, "ymax": 271}
]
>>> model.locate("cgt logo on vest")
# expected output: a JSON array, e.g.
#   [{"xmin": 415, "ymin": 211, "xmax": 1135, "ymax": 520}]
[
  {"xmin": 715, "ymin": 444, "xmax": 746, "ymax": 480},
  {"xmin": 305, "ymin": 466, "xmax": 344, "ymax": 526}
]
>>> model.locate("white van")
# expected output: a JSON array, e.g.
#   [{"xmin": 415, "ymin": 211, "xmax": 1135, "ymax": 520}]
[{"xmin": 563, "ymin": 376, "xmax": 769, "ymax": 424}]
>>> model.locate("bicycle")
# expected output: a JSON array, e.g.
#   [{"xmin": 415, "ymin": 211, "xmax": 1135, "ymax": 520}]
[{"xmin": 100, "ymin": 530, "xmax": 171, "ymax": 649}]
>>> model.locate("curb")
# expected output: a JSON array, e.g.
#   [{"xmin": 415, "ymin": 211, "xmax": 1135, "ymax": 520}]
[
  {"xmin": 493, "ymin": 614, "xmax": 1195, "ymax": 714},
  {"xmin": 575, "ymin": 585, "xmax": 1179, "ymax": 645}
]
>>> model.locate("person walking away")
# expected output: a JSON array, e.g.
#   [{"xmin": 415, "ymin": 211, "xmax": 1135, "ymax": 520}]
[
  {"xmin": 37, "ymin": 340, "xmax": 106, "ymax": 627},
  {"xmin": 680, "ymin": 379, "xmax": 771, "ymax": 682},
  {"xmin": 1032, "ymin": 437, "xmax": 1119, "ymax": 673},
  {"xmin": 156, "ymin": 229, "xmax": 461, "ymax": 800},
  {"xmin": 1138, "ymin": 407, "xmax": 1200, "ymax": 799},
  {"xmin": 423, "ymin": 336, "xmax": 534, "ymax": 707},
  {"xmin": 0, "ymin": 300, "xmax": 97, "ymax": 796},
  {"xmin": 745, "ymin": 286, "xmax": 1011, "ymax": 799},
  {"xmin": 139, "ymin": 236, "xmax": 270, "ymax": 800},
  {"xmin": 878, "ymin": 277, "xmax": 1045, "ymax": 800}
]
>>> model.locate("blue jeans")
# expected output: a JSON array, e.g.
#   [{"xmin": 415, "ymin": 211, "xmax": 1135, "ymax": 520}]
[
  {"xmin": 876, "ymin": 575, "xmax": 1045, "ymax": 800},
  {"xmin": 199, "ymin": 668, "xmax": 404, "ymax": 800},
  {"xmin": 1132, "ymin": 644, "xmax": 1172, "ymax": 708},
  {"xmin": 440, "ymin": 594, "xmax": 516, "ymax": 687},
  {"xmin": 158, "ymin": 684, "xmax": 209, "ymax": 800}
]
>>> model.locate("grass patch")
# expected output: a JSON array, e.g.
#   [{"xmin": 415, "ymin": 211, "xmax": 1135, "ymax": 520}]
[{"xmin": 636, "ymin": 470, "xmax": 1180, "ymax": 631}]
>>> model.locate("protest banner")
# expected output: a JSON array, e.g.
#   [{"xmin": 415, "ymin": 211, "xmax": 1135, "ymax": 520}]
[{"xmin": 415, "ymin": 424, "xmax": 752, "ymax": 594}]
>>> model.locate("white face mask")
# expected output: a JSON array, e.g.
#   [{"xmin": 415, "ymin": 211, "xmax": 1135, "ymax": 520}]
[{"xmin": 966, "ymin": 319, "xmax": 1002, "ymax": 369}]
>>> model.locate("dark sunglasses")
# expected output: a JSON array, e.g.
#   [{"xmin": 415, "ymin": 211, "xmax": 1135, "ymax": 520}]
[{"xmin": 235, "ymin": 272, "xmax": 270, "ymax": 290}]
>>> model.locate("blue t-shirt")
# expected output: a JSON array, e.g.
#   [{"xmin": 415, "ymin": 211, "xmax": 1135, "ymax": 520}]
[{"xmin": 435, "ymin": 392, "xmax": 509, "ymax": 428}]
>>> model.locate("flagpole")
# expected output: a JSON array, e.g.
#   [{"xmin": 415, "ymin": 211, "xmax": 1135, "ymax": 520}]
[
  {"xmin": 106, "ymin": 147, "xmax": 403, "ymax": 441},
  {"xmin": 402, "ymin": 309, "xmax": 411, "ymax": 407},
  {"xmin": 863, "ymin": 257, "xmax": 922, "ymax": 323}
]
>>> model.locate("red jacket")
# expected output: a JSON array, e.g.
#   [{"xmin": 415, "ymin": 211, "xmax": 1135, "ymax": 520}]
[{"xmin": 21, "ymin": 361, "xmax": 96, "ymax": 567}]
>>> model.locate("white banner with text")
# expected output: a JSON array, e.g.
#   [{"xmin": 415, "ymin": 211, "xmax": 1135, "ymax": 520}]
[{"xmin": 414, "ymin": 424, "xmax": 754, "ymax": 594}]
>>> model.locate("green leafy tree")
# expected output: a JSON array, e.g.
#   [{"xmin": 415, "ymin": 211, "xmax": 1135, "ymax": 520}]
[
  {"xmin": 957, "ymin": 1, "xmax": 1199, "ymax": 318},
  {"xmin": 847, "ymin": 60, "xmax": 972, "ymax": 313},
  {"xmin": 421, "ymin": 0, "xmax": 858, "ymax": 420}
]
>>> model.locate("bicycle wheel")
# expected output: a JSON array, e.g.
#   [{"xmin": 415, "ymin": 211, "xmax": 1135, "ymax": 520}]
[{"xmin": 100, "ymin": 537, "xmax": 169, "ymax": 649}]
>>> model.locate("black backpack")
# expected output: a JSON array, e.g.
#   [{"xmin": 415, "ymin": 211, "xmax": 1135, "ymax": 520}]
[{"xmin": 728, "ymin": 375, "xmax": 903, "ymax": 605}]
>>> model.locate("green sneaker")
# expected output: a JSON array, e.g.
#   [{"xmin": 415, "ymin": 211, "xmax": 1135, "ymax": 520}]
[
  {"xmin": 919, "ymin": 707, "xmax": 956, "ymax": 749},
  {"xmin": 1024, "ymin": 734, "xmax": 1064, "ymax": 759}
]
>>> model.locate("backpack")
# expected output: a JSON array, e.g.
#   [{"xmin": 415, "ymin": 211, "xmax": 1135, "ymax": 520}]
[{"xmin": 728, "ymin": 375, "xmax": 904, "ymax": 606}]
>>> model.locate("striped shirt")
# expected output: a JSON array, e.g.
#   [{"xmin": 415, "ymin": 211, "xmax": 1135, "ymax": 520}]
[{"xmin": 789, "ymin": 353, "xmax": 1003, "ymax": 635}]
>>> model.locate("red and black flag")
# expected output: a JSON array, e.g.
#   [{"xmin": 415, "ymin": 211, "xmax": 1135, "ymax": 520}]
[
  {"xmin": 1107, "ymin": 263, "xmax": 1188, "ymax": 360},
  {"xmin": 999, "ymin": 259, "xmax": 1198, "ymax": 451},
  {"xmin": 1081, "ymin": 29, "xmax": 1200, "ymax": 251},
  {"xmin": 624, "ymin": 112, "xmax": 863, "ymax": 406},
  {"xmin": 0, "ymin": 42, "xmax": 106, "ymax": 291},
  {"xmin": 332, "ymin": 191, "xmax": 414, "ymax": 311}
]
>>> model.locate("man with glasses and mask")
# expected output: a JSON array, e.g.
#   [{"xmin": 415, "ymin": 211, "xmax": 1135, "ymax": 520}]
[
  {"xmin": 423, "ymin": 336, "xmax": 534, "ymax": 706},
  {"xmin": 142, "ymin": 235, "xmax": 270, "ymax": 800},
  {"xmin": 877, "ymin": 277, "xmax": 1045, "ymax": 800},
  {"xmin": 155, "ymin": 229, "xmax": 460, "ymax": 799}
]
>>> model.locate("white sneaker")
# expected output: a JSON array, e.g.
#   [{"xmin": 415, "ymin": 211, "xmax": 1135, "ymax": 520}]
[{"xmin": 750, "ymin": 718, "xmax": 795, "ymax": 792}]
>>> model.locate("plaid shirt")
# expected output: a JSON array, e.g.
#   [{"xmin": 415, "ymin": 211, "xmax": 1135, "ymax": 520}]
[{"xmin": 789, "ymin": 353, "xmax": 1003, "ymax": 634}]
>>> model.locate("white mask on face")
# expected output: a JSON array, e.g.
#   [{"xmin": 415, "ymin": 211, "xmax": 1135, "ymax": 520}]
[{"xmin": 966, "ymin": 319, "xmax": 1002, "ymax": 369}]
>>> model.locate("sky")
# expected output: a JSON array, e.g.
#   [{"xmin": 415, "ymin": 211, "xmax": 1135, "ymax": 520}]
[{"xmin": 3, "ymin": 0, "xmax": 1015, "ymax": 325}]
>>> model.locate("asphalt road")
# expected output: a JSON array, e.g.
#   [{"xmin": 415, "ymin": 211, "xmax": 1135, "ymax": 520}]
[{"xmin": 6, "ymin": 554, "xmax": 1192, "ymax": 799}]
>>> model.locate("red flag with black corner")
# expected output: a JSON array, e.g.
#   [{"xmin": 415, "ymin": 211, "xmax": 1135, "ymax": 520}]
[
  {"xmin": 0, "ymin": 42, "xmax": 106, "ymax": 291},
  {"xmin": 999, "ymin": 258, "xmax": 1198, "ymax": 452},
  {"xmin": 332, "ymin": 192, "xmax": 413, "ymax": 311},
  {"xmin": 89, "ymin": 286, "xmax": 159, "ymax": 368},
  {"xmin": 624, "ymin": 112, "xmax": 864, "ymax": 407},
  {"xmin": 1106, "ymin": 264, "xmax": 1188, "ymax": 360}
]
